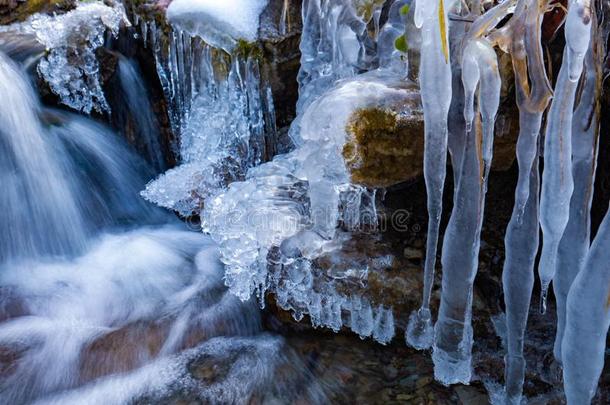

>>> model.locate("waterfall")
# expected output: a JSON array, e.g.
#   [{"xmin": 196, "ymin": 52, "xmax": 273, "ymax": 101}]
[
  {"xmin": 116, "ymin": 56, "xmax": 166, "ymax": 172},
  {"xmin": 0, "ymin": 51, "xmax": 88, "ymax": 260},
  {"xmin": 1, "ymin": 0, "xmax": 608, "ymax": 403},
  {"xmin": 0, "ymin": 38, "xmax": 299, "ymax": 402}
]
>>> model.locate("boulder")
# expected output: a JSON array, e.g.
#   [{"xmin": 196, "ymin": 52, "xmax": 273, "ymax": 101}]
[{"xmin": 344, "ymin": 86, "xmax": 424, "ymax": 188}]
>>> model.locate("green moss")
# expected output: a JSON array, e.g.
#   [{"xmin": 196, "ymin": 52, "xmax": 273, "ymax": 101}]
[
  {"xmin": 0, "ymin": 0, "xmax": 74, "ymax": 24},
  {"xmin": 354, "ymin": 0, "xmax": 386, "ymax": 22},
  {"xmin": 233, "ymin": 39, "xmax": 263, "ymax": 61}
]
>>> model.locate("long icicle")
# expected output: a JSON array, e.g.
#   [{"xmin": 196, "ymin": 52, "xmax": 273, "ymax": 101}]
[
  {"xmin": 503, "ymin": 149, "xmax": 540, "ymax": 404},
  {"xmin": 406, "ymin": 0, "xmax": 454, "ymax": 350},
  {"xmin": 433, "ymin": 35, "xmax": 501, "ymax": 385},
  {"xmin": 538, "ymin": 0, "xmax": 592, "ymax": 314},
  {"xmin": 553, "ymin": 15, "xmax": 601, "ymax": 363},
  {"xmin": 502, "ymin": 1, "xmax": 552, "ymax": 402},
  {"xmin": 562, "ymin": 202, "xmax": 610, "ymax": 404}
]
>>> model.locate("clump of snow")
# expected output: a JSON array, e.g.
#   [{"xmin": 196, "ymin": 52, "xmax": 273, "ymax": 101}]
[{"xmin": 166, "ymin": 0, "xmax": 269, "ymax": 51}]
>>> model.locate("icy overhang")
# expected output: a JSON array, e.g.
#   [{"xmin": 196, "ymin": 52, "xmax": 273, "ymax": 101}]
[{"xmin": 166, "ymin": 0, "xmax": 269, "ymax": 52}]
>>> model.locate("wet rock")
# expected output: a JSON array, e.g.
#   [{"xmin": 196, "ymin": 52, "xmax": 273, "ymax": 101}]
[
  {"xmin": 188, "ymin": 352, "xmax": 238, "ymax": 384},
  {"xmin": 492, "ymin": 51, "xmax": 520, "ymax": 171},
  {"xmin": 259, "ymin": 0, "xmax": 302, "ymax": 127},
  {"xmin": 0, "ymin": 31, "xmax": 45, "ymax": 62}
]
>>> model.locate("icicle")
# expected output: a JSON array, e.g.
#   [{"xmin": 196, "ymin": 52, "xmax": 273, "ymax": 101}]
[
  {"xmin": 280, "ymin": 0, "xmax": 290, "ymax": 36},
  {"xmin": 432, "ymin": 15, "xmax": 501, "ymax": 384},
  {"xmin": 446, "ymin": 9, "xmax": 468, "ymax": 186},
  {"xmin": 433, "ymin": 115, "xmax": 484, "ymax": 385},
  {"xmin": 502, "ymin": 124, "xmax": 541, "ymax": 404},
  {"xmin": 554, "ymin": 28, "xmax": 601, "ymax": 362},
  {"xmin": 501, "ymin": 2, "xmax": 552, "ymax": 401},
  {"xmin": 461, "ymin": 38, "xmax": 501, "ymax": 176},
  {"xmin": 509, "ymin": 0, "xmax": 553, "ymax": 214},
  {"xmin": 502, "ymin": 157, "xmax": 540, "ymax": 404},
  {"xmin": 561, "ymin": 206, "xmax": 610, "ymax": 404},
  {"xmin": 406, "ymin": 0, "xmax": 454, "ymax": 351},
  {"xmin": 538, "ymin": 0, "xmax": 591, "ymax": 313},
  {"xmin": 141, "ymin": 19, "xmax": 148, "ymax": 49}
]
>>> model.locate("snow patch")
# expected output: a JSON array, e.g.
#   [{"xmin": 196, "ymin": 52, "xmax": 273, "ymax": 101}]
[{"xmin": 166, "ymin": 0, "xmax": 269, "ymax": 51}]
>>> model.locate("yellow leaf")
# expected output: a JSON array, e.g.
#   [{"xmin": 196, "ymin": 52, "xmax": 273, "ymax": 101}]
[{"xmin": 438, "ymin": 0, "xmax": 449, "ymax": 64}]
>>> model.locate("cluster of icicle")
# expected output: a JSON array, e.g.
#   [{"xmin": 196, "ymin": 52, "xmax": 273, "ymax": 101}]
[
  {"xmin": 139, "ymin": 18, "xmax": 277, "ymax": 216},
  {"xmin": 404, "ymin": 0, "xmax": 608, "ymax": 403},
  {"xmin": 196, "ymin": 0, "xmax": 416, "ymax": 344},
  {"xmin": 0, "ymin": 1, "xmax": 128, "ymax": 113}
]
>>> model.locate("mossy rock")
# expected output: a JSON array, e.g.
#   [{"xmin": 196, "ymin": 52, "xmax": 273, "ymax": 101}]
[
  {"xmin": 0, "ymin": 0, "xmax": 75, "ymax": 25},
  {"xmin": 344, "ymin": 102, "xmax": 424, "ymax": 188}
]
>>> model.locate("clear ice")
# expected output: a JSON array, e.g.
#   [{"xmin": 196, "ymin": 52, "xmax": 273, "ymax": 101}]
[
  {"xmin": 432, "ymin": 0, "xmax": 502, "ymax": 385},
  {"xmin": 538, "ymin": 0, "xmax": 591, "ymax": 313},
  {"xmin": 141, "ymin": 26, "xmax": 276, "ymax": 216},
  {"xmin": 501, "ymin": 1, "xmax": 552, "ymax": 402},
  {"xmin": 406, "ymin": 0, "xmax": 453, "ymax": 351},
  {"xmin": 198, "ymin": 0, "xmax": 412, "ymax": 343},
  {"xmin": 554, "ymin": 33, "xmax": 600, "ymax": 363},
  {"xmin": 561, "ymin": 206, "xmax": 610, "ymax": 404}
]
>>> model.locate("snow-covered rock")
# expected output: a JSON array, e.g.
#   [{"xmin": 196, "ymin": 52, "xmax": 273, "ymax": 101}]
[{"xmin": 166, "ymin": 0, "xmax": 269, "ymax": 51}]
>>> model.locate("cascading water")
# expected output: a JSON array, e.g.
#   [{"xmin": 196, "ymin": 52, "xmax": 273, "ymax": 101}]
[
  {"xmin": 0, "ymin": 12, "xmax": 311, "ymax": 401},
  {"xmin": 0, "ymin": 51, "xmax": 88, "ymax": 260},
  {"xmin": 115, "ymin": 56, "xmax": 166, "ymax": 172}
]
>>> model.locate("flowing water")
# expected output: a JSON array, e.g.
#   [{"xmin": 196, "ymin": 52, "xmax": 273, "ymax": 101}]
[
  {"xmin": 0, "ymin": 49, "xmax": 317, "ymax": 404},
  {"xmin": 116, "ymin": 56, "xmax": 166, "ymax": 172}
]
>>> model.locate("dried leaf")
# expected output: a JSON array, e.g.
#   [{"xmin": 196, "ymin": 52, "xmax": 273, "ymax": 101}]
[{"xmin": 438, "ymin": 0, "xmax": 449, "ymax": 63}]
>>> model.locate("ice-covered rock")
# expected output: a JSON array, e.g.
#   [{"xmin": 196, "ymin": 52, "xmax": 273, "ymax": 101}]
[
  {"xmin": 1, "ymin": 1, "xmax": 128, "ymax": 113},
  {"xmin": 202, "ymin": 69, "xmax": 416, "ymax": 342},
  {"xmin": 166, "ymin": 0, "xmax": 269, "ymax": 52},
  {"xmin": 344, "ymin": 82, "xmax": 424, "ymax": 188}
]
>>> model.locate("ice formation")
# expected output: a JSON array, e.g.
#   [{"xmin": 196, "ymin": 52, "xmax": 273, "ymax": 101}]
[
  {"xmin": 141, "ymin": 26, "xmax": 276, "ymax": 216},
  {"xmin": 405, "ymin": 0, "xmax": 453, "ymax": 351},
  {"xmin": 538, "ymin": 0, "xmax": 592, "ymax": 313},
  {"xmin": 500, "ymin": 1, "xmax": 552, "ymax": 402},
  {"xmin": 1, "ymin": 1, "xmax": 128, "ymax": 113},
  {"xmin": 431, "ymin": 0, "xmax": 502, "ymax": 385},
  {"xmin": 166, "ymin": 0, "xmax": 269, "ymax": 51},
  {"xmin": 202, "ymin": 71, "xmax": 408, "ymax": 343},
  {"xmin": 554, "ymin": 38, "xmax": 601, "ymax": 361},
  {"xmin": 128, "ymin": 0, "xmax": 610, "ymax": 400},
  {"xmin": 562, "ymin": 206, "xmax": 610, "ymax": 404},
  {"xmin": 197, "ymin": 0, "xmax": 411, "ymax": 343}
]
